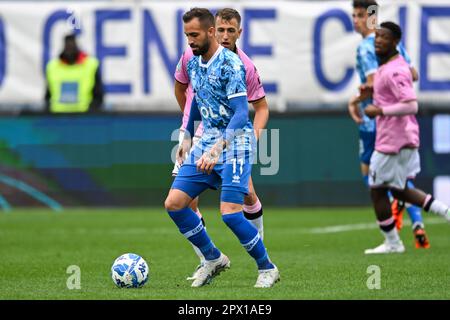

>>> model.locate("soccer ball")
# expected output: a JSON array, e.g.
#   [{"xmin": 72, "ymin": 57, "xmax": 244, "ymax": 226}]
[{"xmin": 111, "ymin": 253, "xmax": 149, "ymax": 288}]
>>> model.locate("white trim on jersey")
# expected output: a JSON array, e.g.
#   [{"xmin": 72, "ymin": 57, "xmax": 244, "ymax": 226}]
[
  {"xmin": 228, "ymin": 92, "xmax": 248, "ymax": 99},
  {"xmin": 365, "ymin": 69, "xmax": 377, "ymax": 77},
  {"xmin": 199, "ymin": 46, "xmax": 224, "ymax": 68}
]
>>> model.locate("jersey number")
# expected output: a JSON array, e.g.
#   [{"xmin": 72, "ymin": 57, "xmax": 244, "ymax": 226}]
[{"xmin": 231, "ymin": 158, "xmax": 244, "ymax": 176}]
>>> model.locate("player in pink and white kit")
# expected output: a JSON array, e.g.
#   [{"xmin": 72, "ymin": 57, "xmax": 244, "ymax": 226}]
[
  {"xmin": 362, "ymin": 22, "xmax": 450, "ymax": 254},
  {"xmin": 173, "ymin": 8, "xmax": 270, "ymax": 277}
]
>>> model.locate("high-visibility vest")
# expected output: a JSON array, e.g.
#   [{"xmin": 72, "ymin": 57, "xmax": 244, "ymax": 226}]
[{"xmin": 46, "ymin": 57, "xmax": 99, "ymax": 113}]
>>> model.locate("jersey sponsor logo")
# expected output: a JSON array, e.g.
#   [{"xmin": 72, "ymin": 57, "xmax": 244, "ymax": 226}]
[{"xmin": 199, "ymin": 105, "xmax": 229, "ymax": 119}]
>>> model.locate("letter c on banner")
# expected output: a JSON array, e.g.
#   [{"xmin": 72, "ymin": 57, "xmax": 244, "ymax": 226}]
[
  {"xmin": 313, "ymin": 9, "xmax": 354, "ymax": 91},
  {"xmin": 0, "ymin": 17, "xmax": 5, "ymax": 87}
]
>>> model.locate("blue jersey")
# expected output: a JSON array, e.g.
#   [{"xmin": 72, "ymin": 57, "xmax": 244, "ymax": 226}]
[
  {"xmin": 187, "ymin": 46, "xmax": 255, "ymax": 161},
  {"xmin": 356, "ymin": 33, "xmax": 412, "ymax": 132}
]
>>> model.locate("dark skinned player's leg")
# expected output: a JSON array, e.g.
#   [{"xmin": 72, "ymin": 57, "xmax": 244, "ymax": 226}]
[
  {"xmin": 390, "ymin": 188, "xmax": 450, "ymax": 220},
  {"xmin": 371, "ymin": 187, "xmax": 392, "ymax": 222},
  {"xmin": 390, "ymin": 188, "xmax": 426, "ymax": 208},
  {"xmin": 365, "ymin": 187, "xmax": 404, "ymax": 254}
]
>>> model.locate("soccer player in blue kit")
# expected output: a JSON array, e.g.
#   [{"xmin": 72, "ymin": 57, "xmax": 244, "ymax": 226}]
[
  {"xmin": 164, "ymin": 8, "xmax": 280, "ymax": 288},
  {"xmin": 348, "ymin": 0, "xmax": 430, "ymax": 248}
]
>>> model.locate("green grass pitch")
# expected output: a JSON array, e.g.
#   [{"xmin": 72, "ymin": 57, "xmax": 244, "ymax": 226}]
[{"xmin": 0, "ymin": 208, "xmax": 449, "ymax": 300}]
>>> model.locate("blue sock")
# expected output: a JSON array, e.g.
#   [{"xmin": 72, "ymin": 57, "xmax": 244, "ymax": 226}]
[
  {"xmin": 168, "ymin": 207, "xmax": 221, "ymax": 260},
  {"xmin": 405, "ymin": 180, "xmax": 424, "ymax": 228},
  {"xmin": 406, "ymin": 205, "xmax": 423, "ymax": 228},
  {"xmin": 222, "ymin": 212, "xmax": 274, "ymax": 270},
  {"xmin": 363, "ymin": 175, "xmax": 369, "ymax": 187},
  {"xmin": 387, "ymin": 190, "xmax": 394, "ymax": 202}
]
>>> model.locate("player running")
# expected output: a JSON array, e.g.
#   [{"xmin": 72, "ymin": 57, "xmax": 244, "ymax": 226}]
[
  {"xmin": 165, "ymin": 8, "xmax": 279, "ymax": 288},
  {"xmin": 173, "ymin": 8, "xmax": 269, "ymax": 279},
  {"xmin": 348, "ymin": 0, "xmax": 429, "ymax": 248},
  {"xmin": 362, "ymin": 21, "xmax": 450, "ymax": 254}
]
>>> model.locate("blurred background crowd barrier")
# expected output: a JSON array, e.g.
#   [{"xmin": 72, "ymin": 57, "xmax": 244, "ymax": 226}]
[{"xmin": 0, "ymin": 114, "xmax": 448, "ymax": 208}]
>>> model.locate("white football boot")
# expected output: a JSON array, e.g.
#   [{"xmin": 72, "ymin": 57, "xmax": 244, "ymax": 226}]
[
  {"xmin": 364, "ymin": 240, "xmax": 405, "ymax": 254},
  {"xmin": 186, "ymin": 263, "xmax": 203, "ymax": 281},
  {"xmin": 191, "ymin": 253, "xmax": 230, "ymax": 287},
  {"xmin": 254, "ymin": 266, "xmax": 280, "ymax": 288}
]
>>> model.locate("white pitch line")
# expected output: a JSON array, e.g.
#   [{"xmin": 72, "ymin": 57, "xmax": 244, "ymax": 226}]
[
  {"xmin": 308, "ymin": 218, "xmax": 446, "ymax": 234},
  {"xmin": 308, "ymin": 222, "xmax": 378, "ymax": 234}
]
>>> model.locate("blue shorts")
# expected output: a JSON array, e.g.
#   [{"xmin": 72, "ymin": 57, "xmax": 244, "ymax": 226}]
[
  {"xmin": 171, "ymin": 153, "xmax": 252, "ymax": 205},
  {"xmin": 359, "ymin": 130, "xmax": 376, "ymax": 165}
]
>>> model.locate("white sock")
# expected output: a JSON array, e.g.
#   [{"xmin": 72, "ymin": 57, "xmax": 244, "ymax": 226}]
[
  {"xmin": 412, "ymin": 221, "xmax": 425, "ymax": 230},
  {"xmin": 382, "ymin": 228, "xmax": 401, "ymax": 245},
  {"xmin": 429, "ymin": 199, "xmax": 450, "ymax": 218},
  {"xmin": 250, "ymin": 216, "xmax": 264, "ymax": 241},
  {"xmin": 243, "ymin": 199, "xmax": 264, "ymax": 240},
  {"xmin": 191, "ymin": 244, "xmax": 205, "ymax": 264},
  {"xmin": 191, "ymin": 217, "xmax": 206, "ymax": 264},
  {"xmin": 190, "ymin": 208, "xmax": 206, "ymax": 263}
]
